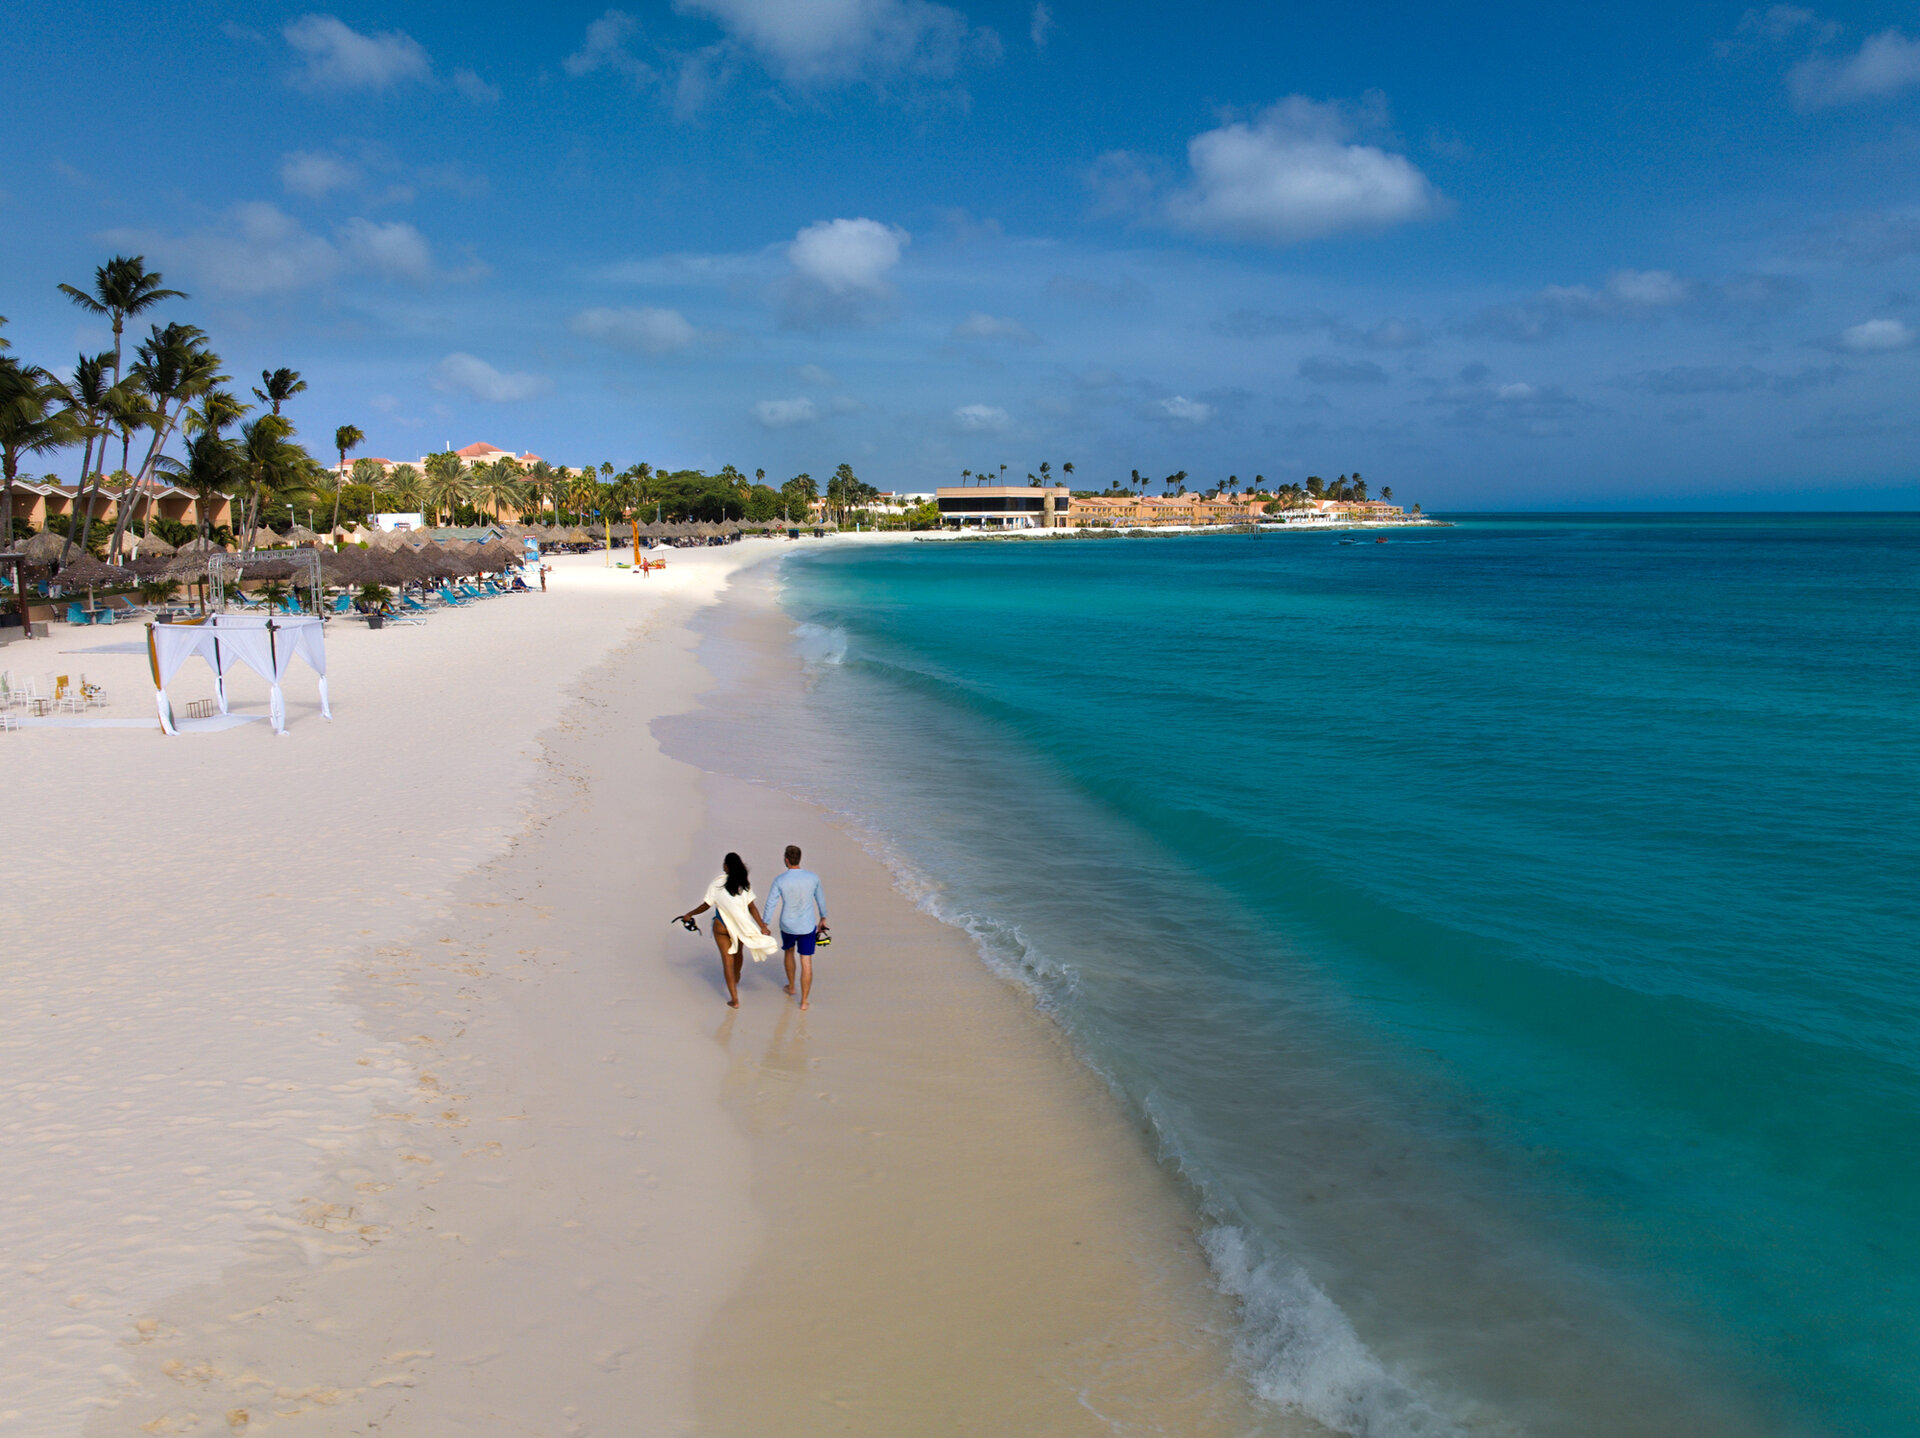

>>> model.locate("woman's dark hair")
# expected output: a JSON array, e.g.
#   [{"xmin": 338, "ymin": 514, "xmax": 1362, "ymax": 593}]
[{"xmin": 722, "ymin": 851, "xmax": 749, "ymax": 896}]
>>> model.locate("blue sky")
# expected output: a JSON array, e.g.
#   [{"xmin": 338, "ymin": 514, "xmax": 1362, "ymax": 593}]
[{"xmin": 7, "ymin": 0, "xmax": 1920, "ymax": 507}]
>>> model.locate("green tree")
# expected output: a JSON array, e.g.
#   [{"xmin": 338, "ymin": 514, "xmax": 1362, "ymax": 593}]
[
  {"xmin": 382, "ymin": 463, "xmax": 425, "ymax": 514},
  {"xmin": 237, "ymin": 415, "xmax": 303, "ymax": 547},
  {"xmin": 58, "ymin": 255, "xmax": 185, "ymax": 395},
  {"xmin": 781, "ymin": 472, "xmax": 816, "ymax": 523},
  {"xmin": 155, "ymin": 426, "xmax": 243, "ymax": 545},
  {"xmin": 0, "ymin": 359, "xmax": 73, "ymax": 538},
  {"xmin": 107, "ymin": 323, "xmax": 223, "ymax": 560},
  {"xmin": 330, "ymin": 424, "xmax": 365, "ymax": 536},
  {"xmin": 471, "ymin": 458, "xmax": 526, "ymax": 524},
  {"xmin": 423, "ymin": 450, "xmax": 470, "ymax": 525},
  {"xmin": 252, "ymin": 367, "xmax": 306, "ymax": 416},
  {"xmin": 52, "ymin": 352, "xmax": 114, "ymax": 565}
]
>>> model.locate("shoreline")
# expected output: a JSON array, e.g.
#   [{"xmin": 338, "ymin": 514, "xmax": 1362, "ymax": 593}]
[{"xmin": 668, "ymin": 561, "xmax": 1284, "ymax": 1434}]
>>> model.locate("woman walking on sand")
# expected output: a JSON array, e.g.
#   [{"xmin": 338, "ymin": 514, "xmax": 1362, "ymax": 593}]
[{"xmin": 677, "ymin": 852, "xmax": 779, "ymax": 1007}]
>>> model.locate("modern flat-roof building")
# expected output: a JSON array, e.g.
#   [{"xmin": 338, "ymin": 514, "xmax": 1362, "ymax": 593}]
[{"xmin": 935, "ymin": 483, "xmax": 1071, "ymax": 529}]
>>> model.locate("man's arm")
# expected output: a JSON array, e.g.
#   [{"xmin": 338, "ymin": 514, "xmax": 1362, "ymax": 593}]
[{"xmin": 812, "ymin": 875, "xmax": 828, "ymax": 926}]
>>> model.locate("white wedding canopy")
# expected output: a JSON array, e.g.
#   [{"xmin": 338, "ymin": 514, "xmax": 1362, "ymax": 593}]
[{"xmin": 147, "ymin": 615, "xmax": 331, "ymax": 736}]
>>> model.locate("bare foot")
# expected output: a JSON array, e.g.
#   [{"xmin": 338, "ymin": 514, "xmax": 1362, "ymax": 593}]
[
  {"xmin": 727, "ymin": 998, "xmax": 740, "ymax": 1008},
  {"xmin": 799, "ymin": 1001, "xmax": 810, "ymax": 1010},
  {"xmin": 782, "ymin": 985, "xmax": 795, "ymax": 995}
]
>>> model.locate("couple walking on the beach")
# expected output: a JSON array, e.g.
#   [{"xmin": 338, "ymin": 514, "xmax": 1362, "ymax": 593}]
[{"xmin": 676, "ymin": 845, "xmax": 829, "ymax": 1010}]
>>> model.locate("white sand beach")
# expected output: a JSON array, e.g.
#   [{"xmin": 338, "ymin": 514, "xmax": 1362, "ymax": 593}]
[{"xmin": 2, "ymin": 542, "xmax": 1278, "ymax": 1436}]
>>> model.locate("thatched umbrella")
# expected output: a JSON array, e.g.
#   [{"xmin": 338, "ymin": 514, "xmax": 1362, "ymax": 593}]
[
  {"xmin": 22, "ymin": 530, "xmax": 67, "ymax": 563},
  {"xmin": 320, "ymin": 548, "xmax": 367, "ymax": 585},
  {"xmin": 128, "ymin": 531, "xmax": 176, "ymax": 558},
  {"xmin": 176, "ymin": 535, "xmax": 221, "ymax": 555},
  {"xmin": 52, "ymin": 555, "xmax": 134, "ymax": 610},
  {"xmin": 282, "ymin": 523, "xmax": 324, "ymax": 547}
]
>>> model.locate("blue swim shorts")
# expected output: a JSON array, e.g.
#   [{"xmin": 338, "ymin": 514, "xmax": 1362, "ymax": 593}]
[{"xmin": 782, "ymin": 929, "xmax": 818, "ymax": 956}]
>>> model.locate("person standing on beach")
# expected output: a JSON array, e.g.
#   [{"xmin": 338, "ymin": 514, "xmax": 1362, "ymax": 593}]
[
  {"xmin": 677, "ymin": 852, "xmax": 778, "ymax": 1008},
  {"xmin": 766, "ymin": 845, "xmax": 829, "ymax": 1010}
]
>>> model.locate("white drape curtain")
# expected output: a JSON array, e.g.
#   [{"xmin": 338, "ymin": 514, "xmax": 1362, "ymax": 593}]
[{"xmin": 148, "ymin": 616, "xmax": 331, "ymax": 736}]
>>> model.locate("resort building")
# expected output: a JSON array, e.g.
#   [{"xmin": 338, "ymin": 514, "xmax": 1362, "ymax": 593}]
[
  {"xmin": 329, "ymin": 441, "xmax": 553, "ymax": 480},
  {"xmin": 11, "ymin": 480, "xmax": 232, "ymax": 532},
  {"xmin": 1064, "ymin": 492, "xmax": 1267, "ymax": 527},
  {"xmin": 935, "ymin": 483, "xmax": 1072, "ymax": 528}
]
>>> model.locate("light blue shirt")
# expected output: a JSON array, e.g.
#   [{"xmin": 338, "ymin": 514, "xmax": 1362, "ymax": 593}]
[{"xmin": 766, "ymin": 867, "xmax": 827, "ymax": 936}]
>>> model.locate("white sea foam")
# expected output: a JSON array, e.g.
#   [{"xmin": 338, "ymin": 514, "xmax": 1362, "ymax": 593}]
[
  {"xmin": 1202, "ymin": 1226, "xmax": 1463, "ymax": 1438},
  {"xmin": 790, "ymin": 621, "xmax": 848, "ymax": 668}
]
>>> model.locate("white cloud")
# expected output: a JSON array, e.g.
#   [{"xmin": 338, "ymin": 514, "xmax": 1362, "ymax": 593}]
[
  {"xmin": 283, "ymin": 14, "xmax": 431, "ymax": 91},
  {"xmin": 950, "ymin": 311, "xmax": 1038, "ymax": 343},
  {"xmin": 339, "ymin": 218, "xmax": 435, "ymax": 284},
  {"xmin": 127, "ymin": 202, "xmax": 343, "ymax": 297},
  {"xmin": 1837, "ymin": 318, "xmax": 1915, "ymax": 352},
  {"xmin": 952, "ymin": 403, "xmax": 1010, "ymax": 431},
  {"xmin": 1165, "ymin": 96, "xmax": 1438, "ymax": 244},
  {"xmin": 1791, "ymin": 29, "xmax": 1920, "ymax": 107},
  {"xmin": 1157, "ymin": 395, "xmax": 1214, "ymax": 423},
  {"xmin": 279, "ymin": 150, "xmax": 359, "ymax": 198},
  {"xmin": 795, "ymin": 363, "xmax": 837, "ymax": 385},
  {"xmin": 1539, "ymin": 269, "xmax": 1696, "ymax": 314},
  {"xmin": 788, "ymin": 217, "xmax": 908, "ymax": 294},
  {"xmin": 570, "ymin": 305, "xmax": 702, "ymax": 353},
  {"xmin": 675, "ymin": 0, "xmax": 995, "ymax": 86},
  {"xmin": 754, "ymin": 397, "xmax": 819, "ymax": 428},
  {"xmin": 434, "ymin": 353, "xmax": 553, "ymax": 403},
  {"xmin": 452, "ymin": 67, "xmax": 500, "ymax": 103},
  {"xmin": 109, "ymin": 204, "xmax": 463, "ymax": 295},
  {"xmin": 1030, "ymin": 2, "xmax": 1053, "ymax": 49},
  {"xmin": 564, "ymin": 10, "xmax": 659, "ymax": 84}
]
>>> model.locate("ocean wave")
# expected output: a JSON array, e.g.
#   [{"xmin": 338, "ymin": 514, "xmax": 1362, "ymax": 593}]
[
  {"xmin": 1201, "ymin": 1226, "xmax": 1463, "ymax": 1438},
  {"xmin": 790, "ymin": 621, "xmax": 848, "ymax": 668}
]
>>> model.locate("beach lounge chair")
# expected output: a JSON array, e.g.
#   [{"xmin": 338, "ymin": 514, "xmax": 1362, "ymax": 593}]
[
  {"xmin": 331, "ymin": 594, "xmax": 352, "ymax": 614},
  {"xmin": 437, "ymin": 585, "xmax": 470, "ymax": 607},
  {"xmin": 401, "ymin": 593, "xmax": 432, "ymax": 615},
  {"xmin": 66, "ymin": 603, "xmax": 93, "ymax": 626}
]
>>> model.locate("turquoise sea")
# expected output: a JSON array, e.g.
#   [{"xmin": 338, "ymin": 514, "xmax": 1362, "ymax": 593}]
[{"xmin": 684, "ymin": 516, "xmax": 1920, "ymax": 1436}]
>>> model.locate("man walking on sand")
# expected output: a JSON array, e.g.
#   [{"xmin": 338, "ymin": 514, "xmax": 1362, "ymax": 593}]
[{"xmin": 766, "ymin": 845, "xmax": 829, "ymax": 1010}]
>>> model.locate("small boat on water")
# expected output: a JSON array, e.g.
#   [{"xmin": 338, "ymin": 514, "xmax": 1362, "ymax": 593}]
[
  {"xmin": 1339, "ymin": 537, "xmax": 1356, "ymax": 545},
  {"xmin": 1375, "ymin": 537, "xmax": 1388, "ymax": 544}
]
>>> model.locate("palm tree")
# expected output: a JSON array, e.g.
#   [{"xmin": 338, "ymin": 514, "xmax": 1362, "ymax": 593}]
[
  {"xmin": 330, "ymin": 424, "xmax": 364, "ymax": 536},
  {"xmin": 423, "ymin": 450, "xmax": 470, "ymax": 525},
  {"xmin": 1381, "ymin": 485, "xmax": 1393, "ymax": 503},
  {"xmin": 107, "ymin": 324, "xmax": 222, "ymax": 560},
  {"xmin": 156, "ymin": 426, "xmax": 243, "ymax": 546},
  {"xmin": 53, "ymin": 353, "xmax": 113, "ymax": 565},
  {"xmin": 58, "ymin": 256, "xmax": 185, "ymax": 392},
  {"xmin": 236, "ymin": 415, "xmax": 300, "ymax": 548},
  {"xmin": 523, "ymin": 459, "xmax": 556, "ymax": 522},
  {"xmin": 470, "ymin": 458, "xmax": 525, "ymax": 523},
  {"xmin": 0, "ymin": 359, "xmax": 73, "ymax": 539},
  {"xmin": 56, "ymin": 257, "xmax": 183, "ymax": 557},
  {"xmin": 382, "ymin": 463, "xmax": 425, "ymax": 515},
  {"xmin": 252, "ymin": 367, "xmax": 306, "ymax": 416},
  {"xmin": 567, "ymin": 472, "xmax": 599, "ymax": 519}
]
